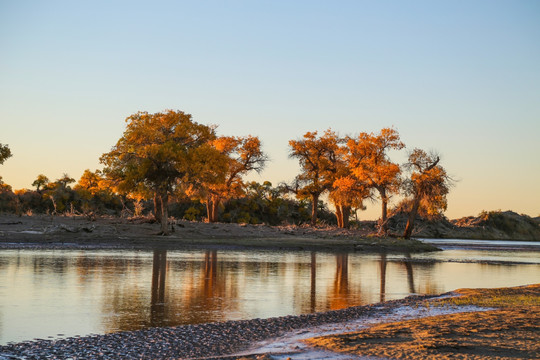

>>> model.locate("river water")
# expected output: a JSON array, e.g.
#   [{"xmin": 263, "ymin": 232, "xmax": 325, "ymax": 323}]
[{"xmin": 1, "ymin": 240, "xmax": 539, "ymax": 345}]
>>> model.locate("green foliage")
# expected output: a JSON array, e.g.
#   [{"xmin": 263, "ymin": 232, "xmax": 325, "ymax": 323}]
[
  {"xmin": 0, "ymin": 143, "xmax": 12, "ymax": 165},
  {"xmin": 219, "ymin": 181, "xmax": 336, "ymax": 225},
  {"xmin": 0, "ymin": 177, "xmax": 16, "ymax": 213},
  {"xmin": 32, "ymin": 174, "xmax": 50, "ymax": 192},
  {"xmin": 183, "ymin": 206, "xmax": 202, "ymax": 221},
  {"xmin": 2, "ymin": 171, "xmax": 125, "ymax": 215}
]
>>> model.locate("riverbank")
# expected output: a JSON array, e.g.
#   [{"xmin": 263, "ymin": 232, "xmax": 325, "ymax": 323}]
[
  {"xmin": 0, "ymin": 214, "xmax": 437, "ymax": 253},
  {"xmin": 0, "ymin": 284, "xmax": 537, "ymax": 359},
  {"xmin": 304, "ymin": 284, "xmax": 540, "ymax": 359}
]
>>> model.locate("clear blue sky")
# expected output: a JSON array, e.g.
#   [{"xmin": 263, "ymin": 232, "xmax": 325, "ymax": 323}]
[{"xmin": 1, "ymin": 0, "xmax": 539, "ymax": 219}]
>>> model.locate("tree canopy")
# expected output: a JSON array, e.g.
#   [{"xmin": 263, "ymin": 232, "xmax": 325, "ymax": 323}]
[
  {"xmin": 402, "ymin": 148, "xmax": 451, "ymax": 238},
  {"xmin": 346, "ymin": 128, "xmax": 404, "ymax": 234},
  {"xmin": 32, "ymin": 174, "xmax": 50, "ymax": 193},
  {"xmin": 288, "ymin": 129, "xmax": 341, "ymax": 226},
  {"xmin": 100, "ymin": 110, "xmax": 216, "ymax": 234},
  {"xmin": 188, "ymin": 135, "xmax": 267, "ymax": 222}
]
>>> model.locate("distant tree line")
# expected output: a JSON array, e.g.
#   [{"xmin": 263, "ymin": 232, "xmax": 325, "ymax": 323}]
[
  {"xmin": 0, "ymin": 173, "xmax": 334, "ymax": 226},
  {"xmin": 0, "ymin": 110, "xmax": 452, "ymax": 238}
]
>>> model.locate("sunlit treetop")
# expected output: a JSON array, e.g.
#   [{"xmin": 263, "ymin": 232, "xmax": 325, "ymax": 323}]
[
  {"xmin": 289, "ymin": 129, "xmax": 342, "ymax": 195},
  {"xmin": 329, "ymin": 175, "xmax": 369, "ymax": 209},
  {"xmin": 74, "ymin": 169, "xmax": 110, "ymax": 196},
  {"xmin": 405, "ymin": 148, "xmax": 451, "ymax": 209},
  {"xmin": 187, "ymin": 134, "xmax": 267, "ymax": 222},
  {"xmin": 344, "ymin": 127, "xmax": 405, "ymax": 233},
  {"xmin": 346, "ymin": 127, "xmax": 405, "ymax": 189},
  {"xmin": 100, "ymin": 110, "xmax": 216, "ymax": 195}
]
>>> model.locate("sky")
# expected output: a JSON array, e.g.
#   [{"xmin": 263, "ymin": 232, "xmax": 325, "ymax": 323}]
[{"xmin": 1, "ymin": 0, "xmax": 539, "ymax": 220}]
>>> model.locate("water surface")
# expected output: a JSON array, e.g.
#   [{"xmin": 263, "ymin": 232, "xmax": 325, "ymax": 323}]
[{"xmin": 1, "ymin": 242, "xmax": 539, "ymax": 345}]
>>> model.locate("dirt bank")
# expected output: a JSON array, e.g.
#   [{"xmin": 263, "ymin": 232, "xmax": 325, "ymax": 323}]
[{"xmin": 0, "ymin": 214, "xmax": 437, "ymax": 253}]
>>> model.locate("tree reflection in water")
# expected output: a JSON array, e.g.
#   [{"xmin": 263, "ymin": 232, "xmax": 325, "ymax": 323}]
[
  {"xmin": 150, "ymin": 250, "xmax": 167, "ymax": 327},
  {"xmin": 403, "ymin": 253, "xmax": 415, "ymax": 294},
  {"xmin": 310, "ymin": 252, "xmax": 316, "ymax": 313},
  {"xmin": 379, "ymin": 252, "xmax": 416, "ymax": 302},
  {"xmin": 3, "ymin": 248, "xmax": 536, "ymax": 345},
  {"xmin": 203, "ymin": 250, "xmax": 218, "ymax": 298},
  {"xmin": 329, "ymin": 253, "xmax": 350, "ymax": 310},
  {"xmin": 44, "ymin": 250, "xmax": 423, "ymax": 332},
  {"xmin": 380, "ymin": 253, "xmax": 387, "ymax": 302}
]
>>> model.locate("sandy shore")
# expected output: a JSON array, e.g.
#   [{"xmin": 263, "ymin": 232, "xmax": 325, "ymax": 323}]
[
  {"xmin": 304, "ymin": 284, "xmax": 540, "ymax": 360},
  {"xmin": 0, "ymin": 214, "xmax": 437, "ymax": 253}
]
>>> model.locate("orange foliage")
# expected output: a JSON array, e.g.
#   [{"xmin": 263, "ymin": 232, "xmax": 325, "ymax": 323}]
[
  {"xmin": 345, "ymin": 128, "xmax": 404, "ymax": 233},
  {"xmin": 188, "ymin": 135, "xmax": 267, "ymax": 222}
]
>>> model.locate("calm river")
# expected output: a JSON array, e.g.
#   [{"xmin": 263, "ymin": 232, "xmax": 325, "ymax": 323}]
[{"xmin": 1, "ymin": 240, "xmax": 539, "ymax": 345}]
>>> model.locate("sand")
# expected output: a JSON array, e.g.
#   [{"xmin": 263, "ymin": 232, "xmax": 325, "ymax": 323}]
[{"xmin": 304, "ymin": 284, "xmax": 540, "ymax": 359}]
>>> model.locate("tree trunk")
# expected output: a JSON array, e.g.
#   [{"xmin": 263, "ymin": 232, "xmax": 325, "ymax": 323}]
[
  {"xmin": 335, "ymin": 205, "xmax": 343, "ymax": 228},
  {"xmin": 403, "ymin": 197, "xmax": 421, "ymax": 239},
  {"xmin": 154, "ymin": 194, "xmax": 162, "ymax": 223},
  {"xmin": 206, "ymin": 197, "xmax": 213, "ymax": 223},
  {"xmin": 206, "ymin": 196, "xmax": 220, "ymax": 223},
  {"xmin": 342, "ymin": 206, "xmax": 351, "ymax": 229},
  {"xmin": 150, "ymin": 249, "xmax": 167, "ymax": 326},
  {"xmin": 211, "ymin": 199, "xmax": 220, "ymax": 222},
  {"xmin": 378, "ymin": 188, "xmax": 388, "ymax": 235},
  {"xmin": 310, "ymin": 193, "xmax": 319, "ymax": 226},
  {"xmin": 160, "ymin": 192, "xmax": 169, "ymax": 235}
]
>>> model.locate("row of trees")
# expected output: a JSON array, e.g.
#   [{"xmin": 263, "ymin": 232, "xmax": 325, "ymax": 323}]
[
  {"xmin": 0, "ymin": 171, "xmax": 124, "ymax": 215},
  {"xmin": 0, "ymin": 170, "xmax": 332, "ymax": 226},
  {"xmin": 0, "ymin": 110, "xmax": 452, "ymax": 238},
  {"xmin": 287, "ymin": 128, "xmax": 451, "ymax": 237}
]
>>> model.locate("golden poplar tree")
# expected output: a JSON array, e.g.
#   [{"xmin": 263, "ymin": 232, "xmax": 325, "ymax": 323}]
[
  {"xmin": 187, "ymin": 135, "xmax": 267, "ymax": 222},
  {"xmin": 402, "ymin": 148, "xmax": 451, "ymax": 239},
  {"xmin": 100, "ymin": 110, "xmax": 215, "ymax": 234},
  {"xmin": 346, "ymin": 128, "xmax": 404, "ymax": 234},
  {"xmin": 288, "ymin": 129, "xmax": 341, "ymax": 226}
]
